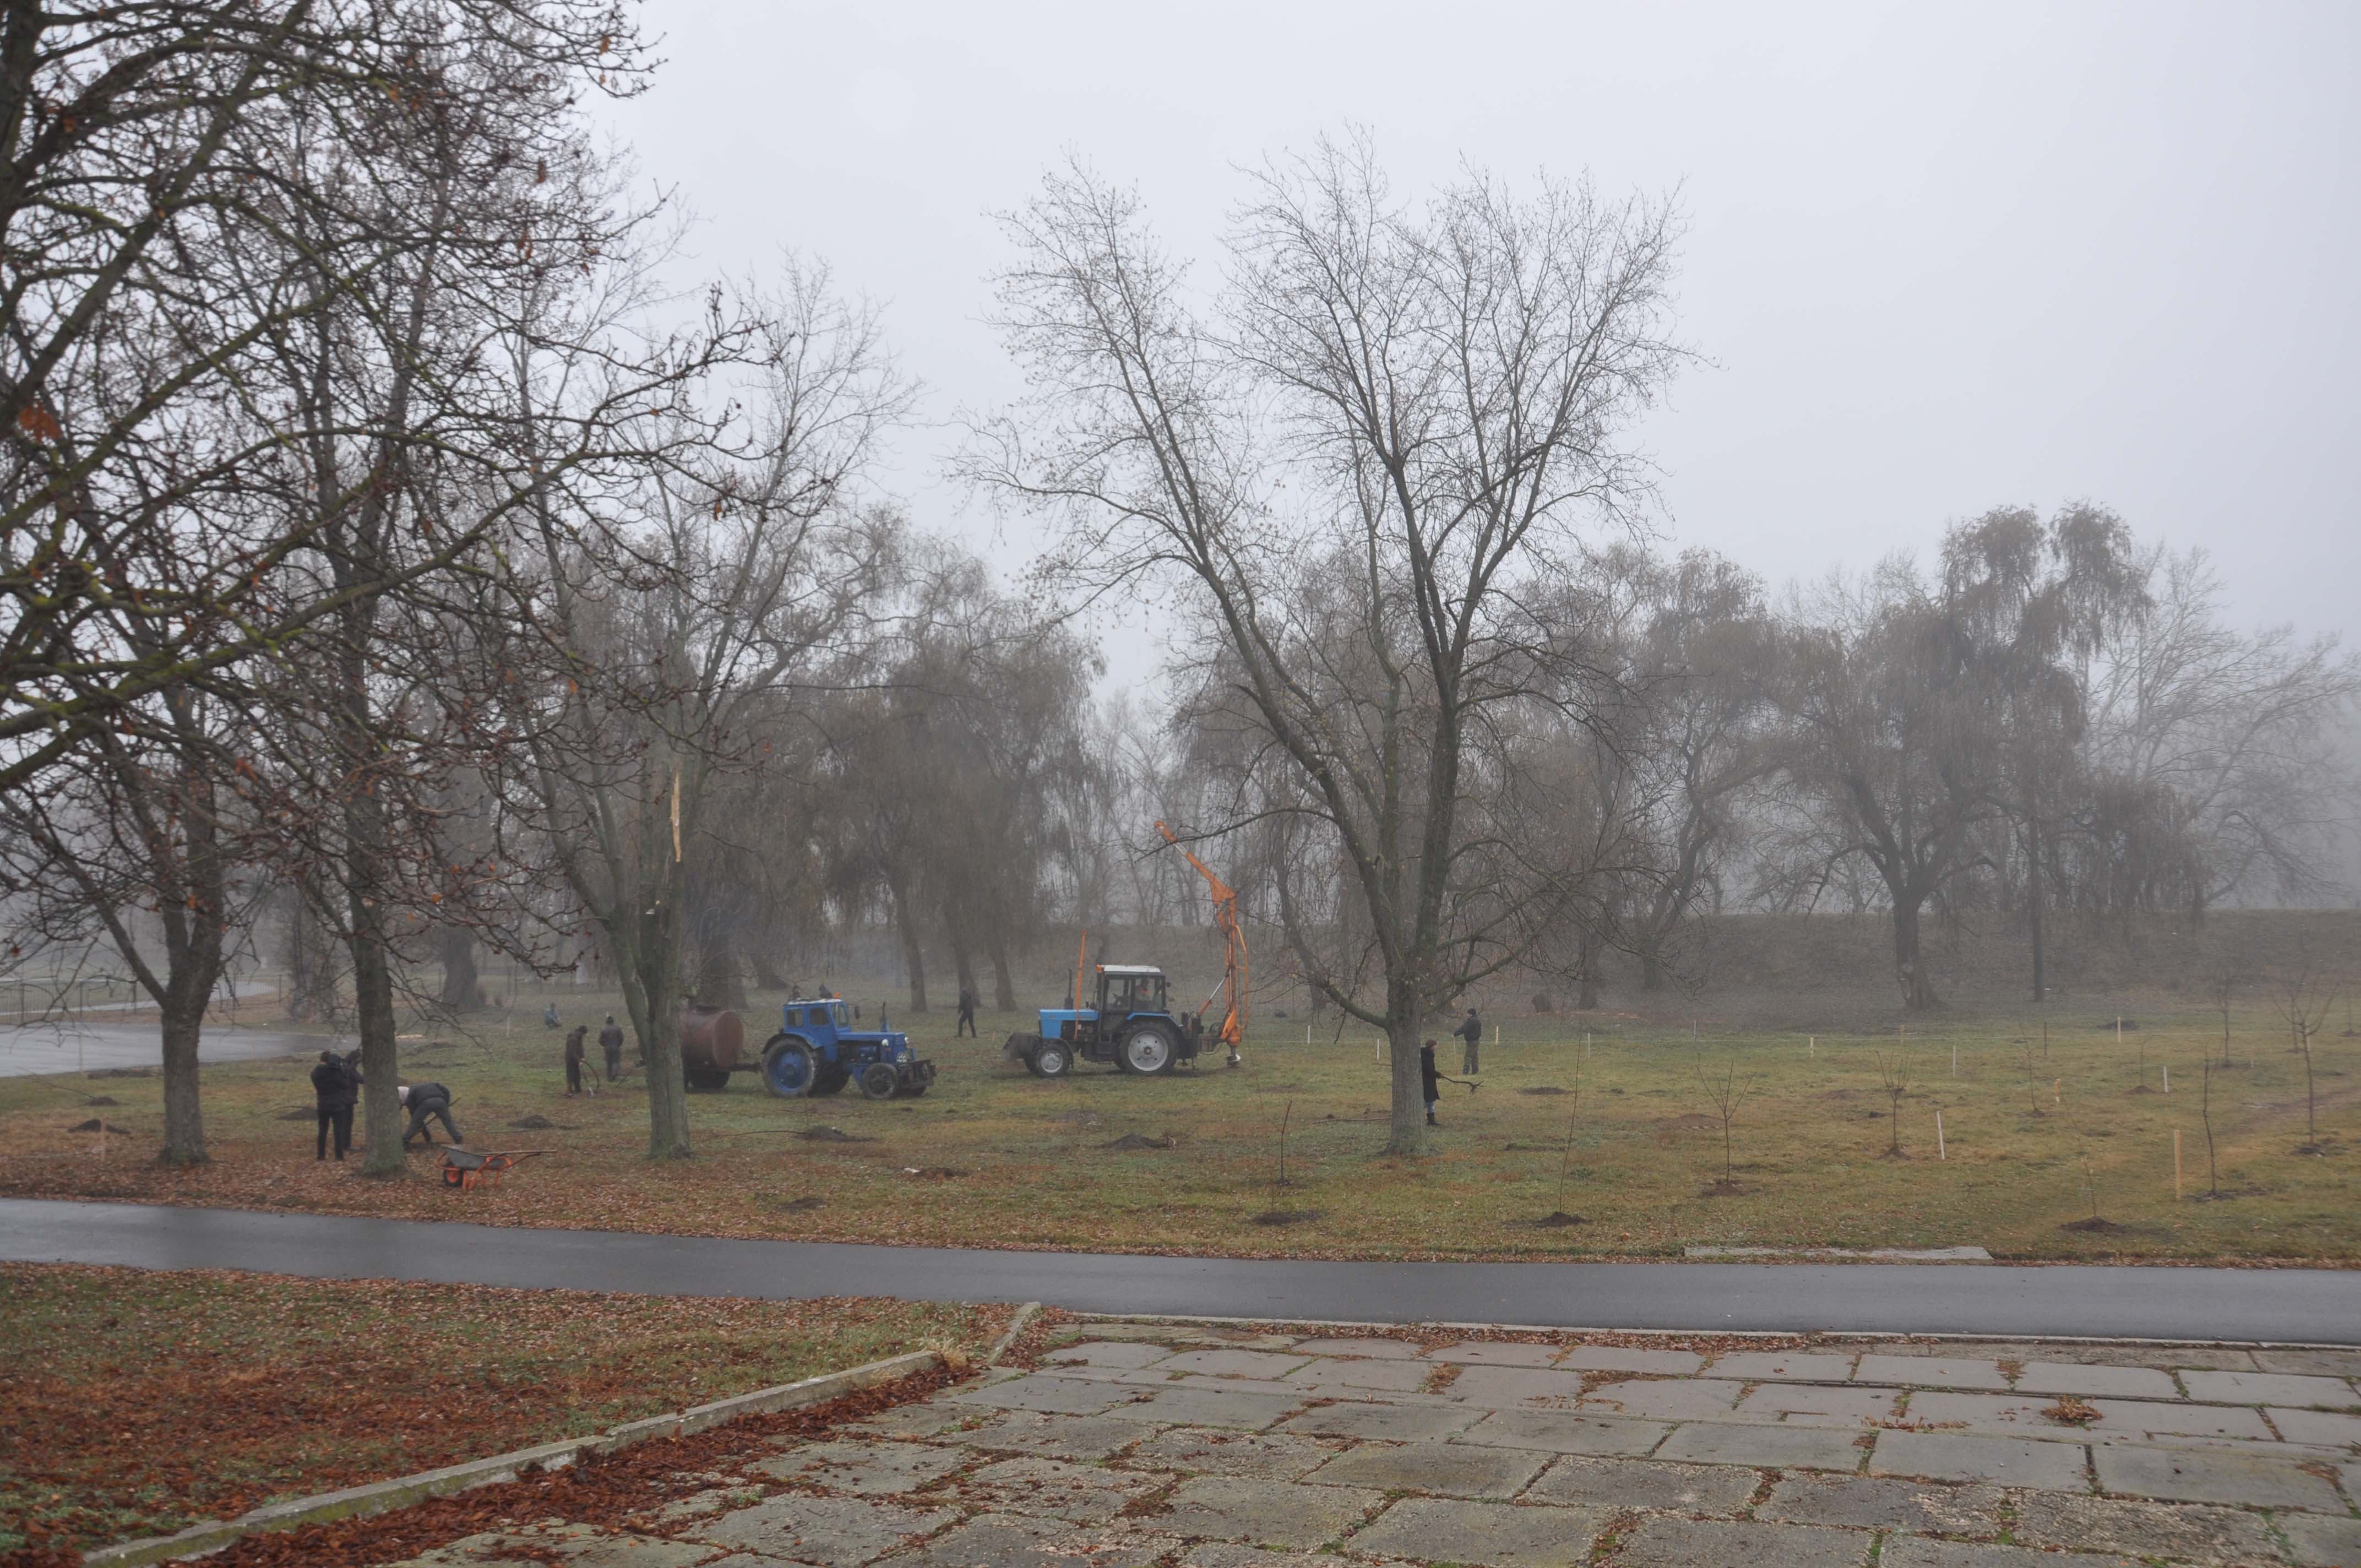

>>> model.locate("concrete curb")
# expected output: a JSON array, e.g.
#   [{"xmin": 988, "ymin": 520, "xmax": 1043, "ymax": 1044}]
[
  {"xmin": 83, "ymin": 1349, "xmax": 943, "ymax": 1566},
  {"xmin": 987, "ymin": 1301, "xmax": 1043, "ymax": 1365}
]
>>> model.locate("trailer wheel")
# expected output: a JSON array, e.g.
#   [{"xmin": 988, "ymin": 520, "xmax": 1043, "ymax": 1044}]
[
  {"xmin": 858, "ymin": 1061, "xmax": 899, "ymax": 1100},
  {"xmin": 761, "ymin": 1037, "xmax": 816, "ymax": 1098},
  {"xmin": 1118, "ymin": 1023, "xmax": 1178, "ymax": 1076},
  {"xmin": 1029, "ymin": 1041, "xmax": 1070, "ymax": 1079}
]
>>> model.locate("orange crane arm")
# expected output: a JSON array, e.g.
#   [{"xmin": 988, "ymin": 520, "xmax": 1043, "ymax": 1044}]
[{"xmin": 1156, "ymin": 821, "xmax": 1247, "ymax": 1051}]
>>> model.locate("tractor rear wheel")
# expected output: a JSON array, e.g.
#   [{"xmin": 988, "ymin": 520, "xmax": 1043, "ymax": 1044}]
[
  {"xmin": 761, "ymin": 1037, "xmax": 817, "ymax": 1099},
  {"xmin": 858, "ymin": 1061, "xmax": 899, "ymax": 1100},
  {"xmin": 1118, "ymin": 1023, "xmax": 1178, "ymax": 1076},
  {"xmin": 1028, "ymin": 1040, "xmax": 1070, "ymax": 1079}
]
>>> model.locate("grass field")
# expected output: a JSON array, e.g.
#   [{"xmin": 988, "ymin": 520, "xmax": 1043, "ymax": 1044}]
[
  {"xmin": 0, "ymin": 987, "xmax": 2352, "ymax": 1264},
  {"xmin": 0, "ymin": 1263, "xmax": 1010, "ymax": 1557}
]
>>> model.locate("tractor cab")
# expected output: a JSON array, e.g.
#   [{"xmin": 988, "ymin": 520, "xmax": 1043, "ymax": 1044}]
[{"xmin": 1011, "ymin": 963, "xmax": 1198, "ymax": 1079}]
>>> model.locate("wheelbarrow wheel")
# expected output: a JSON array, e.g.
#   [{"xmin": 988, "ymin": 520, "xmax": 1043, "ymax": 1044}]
[{"xmin": 858, "ymin": 1061, "xmax": 899, "ymax": 1101}]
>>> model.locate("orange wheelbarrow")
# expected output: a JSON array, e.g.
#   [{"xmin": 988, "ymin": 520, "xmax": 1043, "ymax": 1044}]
[{"xmin": 439, "ymin": 1147, "xmax": 553, "ymax": 1193}]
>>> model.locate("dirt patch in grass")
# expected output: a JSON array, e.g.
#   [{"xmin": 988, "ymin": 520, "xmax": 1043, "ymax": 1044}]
[
  {"xmin": 2060, "ymin": 1216, "xmax": 2129, "ymax": 1234},
  {"xmin": 0, "ymin": 1264, "xmax": 1010, "ymax": 1559}
]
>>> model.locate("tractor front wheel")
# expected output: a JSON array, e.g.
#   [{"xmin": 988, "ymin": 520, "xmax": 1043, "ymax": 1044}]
[
  {"xmin": 858, "ymin": 1061, "xmax": 900, "ymax": 1100},
  {"xmin": 1118, "ymin": 1023, "xmax": 1178, "ymax": 1076},
  {"xmin": 762, "ymin": 1037, "xmax": 817, "ymax": 1099},
  {"xmin": 1029, "ymin": 1040, "xmax": 1070, "ymax": 1079}
]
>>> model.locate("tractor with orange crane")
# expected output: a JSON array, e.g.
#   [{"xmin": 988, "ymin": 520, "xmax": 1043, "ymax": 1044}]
[{"xmin": 1000, "ymin": 822, "xmax": 1247, "ymax": 1079}]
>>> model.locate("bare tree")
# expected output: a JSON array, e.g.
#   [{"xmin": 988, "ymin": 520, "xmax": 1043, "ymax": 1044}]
[
  {"xmin": 1691, "ymin": 1047, "xmax": 1753, "ymax": 1190},
  {"xmin": 1874, "ymin": 1046, "xmax": 1911, "ymax": 1157},
  {"xmin": 967, "ymin": 137, "xmax": 1685, "ymax": 1152},
  {"xmin": 2272, "ymin": 973, "xmax": 2336, "ymax": 1153}
]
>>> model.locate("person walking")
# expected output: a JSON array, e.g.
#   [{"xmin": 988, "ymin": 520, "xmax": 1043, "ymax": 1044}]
[
  {"xmin": 598, "ymin": 1015, "xmax": 625, "ymax": 1082},
  {"xmin": 1420, "ymin": 1039, "xmax": 1443, "ymax": 1128},
  {"xmin": 1456, "ymin": 1008, "xmax": 1483, "ymax": 1075},
  {"xmin": 563, "ymin": 1024, "xmax": 588, "ymax": 1095},
  {"xmin": 955, "ymin": 987, "xmax": 978, "ymax": 1038},
  {"xmin": 398, "ymin": 1082, "xmax": 462, "ymax": 1150},
  {"xmin": 309, "ymin": 1049, "xmax": 360, "ymax": 1161}
]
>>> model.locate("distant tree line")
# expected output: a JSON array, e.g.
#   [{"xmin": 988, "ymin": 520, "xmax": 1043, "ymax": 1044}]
[{"xmin": 2, "ymin": 18, "xmax": 2352, "ymax": 1162}]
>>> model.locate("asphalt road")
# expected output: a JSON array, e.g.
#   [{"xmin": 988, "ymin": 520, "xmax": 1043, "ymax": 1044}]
[
  {"xmin": 0, "ymin": 1023, "xmax": 332, "ymax": 1079},
  {"xmin": 3, "ymin": 1198, "xmax": 2354, "ymax": 1343}
]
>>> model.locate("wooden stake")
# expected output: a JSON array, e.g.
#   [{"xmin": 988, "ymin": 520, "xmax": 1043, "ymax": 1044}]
[
  {"xmin": 2053, "ymin": 1077, "xmax": 2060, "ymax": 1106},
  {"xmin": 2173, "ymin": 1128, "xmax": 2183, "ymax": 1201},
  {"xmin": 1935, "ymin": 1110, "xmax": 1946, "ymax": 1161},
  {"xmin": 2162, "ymin": 1062, "xmax": 2169, "ymax": 1094},
  {"xmin": 1809, "ymin": 1036, "xmax": 1815, "ymax": 1058},
  {"xmin": 1951, "ymin": 1043, "xmax": 1957, "ymax": 1076}
]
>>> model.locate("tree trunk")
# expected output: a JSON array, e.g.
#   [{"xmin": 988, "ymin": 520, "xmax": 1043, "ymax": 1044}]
[
  {"xmin": 285, "ymin": 892, "xmax": 340, "ymax": 1022},
  {"xmin": 986, "ymin": 924, "xmax": 1018, "ymax": 1012},
  {"xmin": 886, "ymin": 873, "xmax": 929, "ymax": 1012},
  {"xmin": 2026, "ymin": 820, "xmax": 2047, "ymax": 1004},
  {"xmin": 1575, "ymin": 925, "xmax": 1603, "ymax": 1011},
  {"xmin": 946, "ymin": 905, "xmax": 979, "ymax": 1009},
  {"xmin": 1892, "ymin": 895, "xmax": 1940, "ymax": 1012},
  {"xmin": 156, "ymin": 988, "xmax": 209, "ymax": 1165},
  {"xmin": 435, "ymin": 926, "xmax": 481, "ymax": 1012},
  {"xmin": 752, "ymin": 941, "xmax": 790, "ymax": 993},
  {"xmin": 697, "ymin": 916, "xmax": 747, "ymax": 1009},
  {"xmin": 1639, "ymin": 944, "xmax": 1664, "ymax": 993},
  {"xmin": 1385, "ymin": 1012, "xmax": 1425, "ymax": 1157},
  {"xmin": 634, "ymin": 834, "xmax": 694, "ymax": 1160}
]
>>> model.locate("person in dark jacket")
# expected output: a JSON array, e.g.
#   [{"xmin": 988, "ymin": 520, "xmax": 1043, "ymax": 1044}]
[
  {"xmin": 597, "ymin": 1015, "xmax": 625, "ymax": 1081},
  {"xmin": 1420, "ymin": 1039, "xmax": 1442, "ymax": 1128},
  {"xmin": 399, "ymin": 1082, "xmax": 461, "ymax": 1149},
  {"xmin": 1456, "ymin": 1008, "xmax": 1483, "ymax": 1075},
  {"xmin": 955, "ymin": 987, "xmax": 978, "ymax": 1038},
  {"xmin": 563, "ymin": 1024, "xmax": 588, "ymax": 1094},
  {"xmin": 310, "ymin": 1050, "xmax": 360, "ymax": 1161}
]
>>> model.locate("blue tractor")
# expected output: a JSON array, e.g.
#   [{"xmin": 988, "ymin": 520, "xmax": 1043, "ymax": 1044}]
[
  {"xmin": 759, "ymin": 997, "xmax": 937, "ymax": 1101},
  {"xmin": 1003, "ymin": 963, "xmax": 1200, "ymax": 1078}
]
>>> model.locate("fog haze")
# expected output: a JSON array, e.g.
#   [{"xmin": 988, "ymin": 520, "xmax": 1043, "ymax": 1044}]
[{"xmin": 603, "ymin": 1, "xmax": 2358, "ymax": 654}]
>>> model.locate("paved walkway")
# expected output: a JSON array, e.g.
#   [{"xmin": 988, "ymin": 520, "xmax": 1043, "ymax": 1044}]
[
  {"xmin": 0, "ymin": 1021, "xmax": 328, "ymax": 1078},
  {"xmin": 5, "ymin": 1199, "xmax": 2360, "ymax": 1344},
  {"xmin": 377, "ymin": 1321, "xmax": 2361, "ymax": 1567}
]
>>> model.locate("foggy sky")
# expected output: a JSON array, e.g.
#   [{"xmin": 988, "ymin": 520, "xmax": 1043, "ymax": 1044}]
[{"xmin": 600, "ymin": 2, "xmax": 2358, "ymax": 674}]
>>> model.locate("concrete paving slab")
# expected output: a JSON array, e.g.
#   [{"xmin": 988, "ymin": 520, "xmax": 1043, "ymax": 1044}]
[
  {"xmin": 2010, "ymin": 1493, "xmax": 2288, "ymax": 1565},
  {"xmin": 1452, "ymin": 1407, "xmax": 1671, "ymax": 1457},
  {"xmin": 1152, "ymin": 1349, "xmax": 1311, "ymax": 1379},
  {"xmin": 1869, "ymin": 1430, "xmax": 2088, "ymax": 1490},
  {"xmin": 1551, "ymin": 1346, "xmax": 1705, "ymax": 1376},
  {"xmin": 951, "ymin": 1456, "xmax": 1163, "ymax": 1523},
  {"xmin": 1124, "ymin": 1426, "xmax": 1341, "ymax": 1480},
  {"xmin": 1756, "ymin": 1473, "xmax": 2005, "ymax": 1535},
  {"xmin": 1657, "ymin": 1422, "xmax": 1865, "ymax": 1472},
  {"xmin": 2092, "ymin": 1444, "xmax": 2347, "ymax": 1512},
  {"xmin": 1428, "ymin": 1341, "xmax": 1562, "ymax": 1366},
  {"xmin": 845, "ymin": 1402, "xmax": 980, "ymax": 1441},
  {"xmin": 1905, "ymin": 1391, "xmax": 2091, "ymax": 1435},
  {"xmin": 691, "ymin": 1493, "xmax": 960, "ymax": 1567},
  {"xmin": 754, "ymin": 1440, "xmax": 971, "ymax": 1495},
  {"xmin": 2253, "ymin": 1348, "xmax": 2361, "ymax": 1379},
  {"xmin": 1347, "ymin": 1496, "xmax": 1609, "ymax": 1567},
  {"xmin": 1282, "ymin": 1358, "xmax": 1434, "ymax": 1392},
  {"xmin": 1291, "ymin": 1337, "xmax": 1424, "ymax": 1358},
  {"xmin": 1306, "ymin": 1440, "xmax": 1547, "ymax": 1499},
  {"xmin": 1706, "ymin": 1351, "xmax": 1859, "ymax": 1384},
  {"xmin": 2268, "ymin": 1404, "xmax": 2361, "ymax": 1446},
  {"xmin": 1854, "ymin": 1354, "xmax": 2011, "ymax": 1390},
  {"xmin": 1735, "ymin": 1384, "xmax": 1902, "ymax": 1425},
  {"xmin": 1442, "ymin": 1364, "xmax": 1593, "ymax": 1406},
  {"xmin": 946, "ymin": 1375, "xmax": 1135, "ymax": 1416},
  {"xmin": 1180, "ymin": 1547, "xmax": 1413, "ymax": 1568},
  {"xmin": 2082, "ymin": 1397, "xmax": 2277, "ymax": 1441},
  {"xmin": 1609, "ymin": 1516, "xmax": 1870, "ymax": 1568},
  {"xmin": 2279, "ymin": 1511, "xmax": 2361, "ymax": 1568},
  {"xmin": 1526, "ymin": 1454, "xmax": 1759, "ymax": 1513},
  {"xmin": 2008, "ymin": 1362, "xmax": 2182, "ymax": 1400},
  {"xmin": 882, "ymin": 1512, "xmax": 1163, "ymax": 1568},
  {"xmin": 1152, "ymin": 1476, "xmax": 1382, "ymax": 1549},
  {"xmin": 1876, "ymin": 1541, "xmax": 2133, "ymax": 1568},
  {"xmin": 1579, "ymin": 1377, "xmax": 1747, "ymax": 1419},
  {"xmin": 939, "ymin": 1411, "xmax": 1161, "ymax": 1462},
  {"xmin": 1280, "ymin": 1400, "xmax": 1483, "ymax": 1441},
  {"xmin": 2178, "ymin": 1370, "xmax": 2360, "ymax": 1409},
  {"xmin": 1044, "ymin": 1342, "xmax": 1174, "ymax": 1370},
  {"xmin": 1120, "ymin": 1386, "xmax": 1302, "ymax": 1430}
]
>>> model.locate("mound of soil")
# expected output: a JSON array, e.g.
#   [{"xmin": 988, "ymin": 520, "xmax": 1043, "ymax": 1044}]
[
  {"xmin": 68, "ymin": 1119, "xmax": 128, "ymax": 1134},
  {"xmin": 776, "ymin": 1195, "xmax": 823, "ymax": 1211},
  {"xmin": 82, "ymin": 1096, "xmax": 118, "ymax": 1107},
  {"xmin": 1699, "ymin": 1178, "xmax": 1750, "ymax": 1197},
  {"xmin": 799, "ymin": 1126, "xmax": 875, "ymax": 1143},
  {"xmin": 1519, "ymin": 1086, "xmax": 1569, "ymax": 1096},
  {"xmin": 85, "ymin": 1066, "xmax": 152, "ymax": 1079},
  {"xmin": 509, "ymin": 1114, "xmax": 558, "ymax": 1130},
  {"xmin": 2060, "ymin": 1216, "xmax": 2127, "ymax": 1233},
  {"xmin": 1101, "ymin": 1133, "xmax": 1174, "ymax": 1151},
  {"xmin": 1532, "ymin": 1211, "xmax": 1587, "ymax": 1227},
  {"xmin": 1252, "ymin": 1209, "xmax": 1321, "ymax": 1227},
  {"xmin": 902, "ymin": 1166, "xmax": 969, "ymax": 1179}
]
